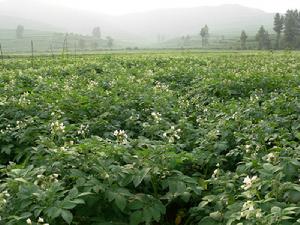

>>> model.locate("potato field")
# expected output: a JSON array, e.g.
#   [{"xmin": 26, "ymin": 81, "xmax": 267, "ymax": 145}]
[{"xmin": 0, "ymin": 52, "xmax": 300, "ymax": 225}]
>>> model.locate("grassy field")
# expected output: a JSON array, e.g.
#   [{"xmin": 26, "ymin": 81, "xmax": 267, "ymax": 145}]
[{"xmin": 0, "ymin": 52, "xmax": 300, "ymax": 225}]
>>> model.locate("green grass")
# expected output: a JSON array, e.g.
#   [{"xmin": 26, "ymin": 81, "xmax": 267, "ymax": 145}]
[{"xmin": 0, "ymin": 52, "xmax": 300, "ymax": 225}]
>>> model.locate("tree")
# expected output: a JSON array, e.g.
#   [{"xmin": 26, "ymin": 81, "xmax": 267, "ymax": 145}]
[
  {"xmin": 16, "ymin": 25, "xmax": 24, "ymax": 39},
  {"xmin": 184, "ymin": 35, "xmax": 191, "ymax": 44},
  {"xmin": 273, "ymin": 13, "xmax": 284, "ymax": 49},
  {"xmin": 181, "ymin": 35, "xmax": 191, "ymax": 47},
  {"xmin": 78, "ymin": 38, "xmax": 86, "ymax": 49},
  {"xmin": 91, "ymin": 41, "xmax": 98, "ymax": 50},
  {"xmin": 92, "ymin": 27, "xmax": 101, "ymax": 39},
  {"xmin": 106, "ymin": 36, "xmax": 114, "ymax": 49},
  {"xmin": 200, "ymin": 25, "xmax": 209, "ymax": 47},
  {"xmin": 240, "ymin": 30, "xmax": 248, "ymax": 50},
  {"xmin": 256, "ymin": 26, "xmax": 265, "ymax": 50},
  {"xmin": 264, "ymin": 31, "xmax": 271, "ymax": 49},
  {"xmin": 284, "ymin": 10, "xmax": 300, "ymax": 49},
  {"xmin": 256, "ymin": 26, "xmax": 271, "ymax": 50}
]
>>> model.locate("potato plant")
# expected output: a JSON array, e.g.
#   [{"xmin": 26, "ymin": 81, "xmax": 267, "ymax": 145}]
[{"xmin": 0, "ymin": 52, "xmax": 300, "ymax": 225}]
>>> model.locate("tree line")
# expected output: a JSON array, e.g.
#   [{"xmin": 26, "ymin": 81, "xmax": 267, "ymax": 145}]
[
  {"xmin": 199, "ymin": 9, "xmax": 299, "ymax": 50},
  {"xmin": 14, "ymin": 25, "xmax": 114, "ymax": 49},
  {"xmin": 240, "ymin": 9, "xmax": 300, "ymax": 50}
]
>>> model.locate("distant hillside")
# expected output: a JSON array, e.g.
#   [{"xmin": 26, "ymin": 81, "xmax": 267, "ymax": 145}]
[
  {"xmin": 0, "ymin": 0, "xmax": 129, "ymax": 38},
  {"xmin": 116, "ymin": 4, "xmax": 274, "ymax": 39},
  {"xmin": 0, "ymin": 0, "xmax": 275, "ymax": 41},
  {"xmin": 0, "ymin": 14, "xmax": 60, "ymax": 32}
]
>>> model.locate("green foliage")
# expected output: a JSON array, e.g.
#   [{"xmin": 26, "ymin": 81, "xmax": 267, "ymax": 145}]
[
  {"xmin": 256, "ymin": 26, "xmax": 271, "ymax": 50},
  {"xmin": 0, "ymin": 52, "xmax": 300, "ymax": 224},
  {"xmin": 273, "ymin": 9, "xmax": 300, "ymax": 50},
  {"xmin": 273, "ymin": 13, "xmax": 284, "ymax": 49},
  {"xmin": 283, "ymin": 10, "xmax": 300, "ymax": 49},
  {"xmin": 240, "ymin": 30, "xmax": 248, "ymax": 50},
  {"xmin": 92, "ymin": 27, "xmax": 101, "ymax": 39},
  {"xmin": 200, "ymin": 25, "xmax": 209, "ymax": 47},
  {"xmin": 15, "ymin": 25, "xmax": 24, "ymax": 39}
]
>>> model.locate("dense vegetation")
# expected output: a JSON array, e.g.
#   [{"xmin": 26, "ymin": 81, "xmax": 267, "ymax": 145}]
[
  {"xmin": 260, "ymin": 10, "xmax": 300, "ymax": 50},
  {"xmin": 0, "ymin": 52, "xmax": 300, "ymax": 225}
]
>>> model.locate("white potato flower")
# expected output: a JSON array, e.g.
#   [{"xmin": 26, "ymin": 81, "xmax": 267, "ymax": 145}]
[
  {"xmin": 242, "ymin": 175, "xmax": 258, "ymax": 190},
  {"xmin": 26, "ymin": 218, "xmax": 32, "ymax": 224}
]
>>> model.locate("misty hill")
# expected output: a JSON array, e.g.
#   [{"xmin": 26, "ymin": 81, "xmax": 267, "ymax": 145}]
[
  {"xmin": 0, "ymin": 0, "xmax": 131, "ymax": 39},
  {"xmin": 0, "ymin": 15, "xmax": 59, "ymax": 32},
  {"xmin": 117, "ymin": 4, "xmax": 274, "ymax": 39},
  {"xmin": 0, "ymin": 0, "xmax": 275, "ymax": 41}
]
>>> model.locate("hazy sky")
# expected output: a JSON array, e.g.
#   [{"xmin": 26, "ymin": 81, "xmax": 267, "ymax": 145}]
[{"xmin": 1, "ymin": 0, "xmax": 299, "ymax": 15}]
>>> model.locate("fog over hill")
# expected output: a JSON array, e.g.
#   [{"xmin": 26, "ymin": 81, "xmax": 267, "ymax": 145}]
[{"xmin": 0, "ymin": 0, "xmax": 275, "ymax": 40}]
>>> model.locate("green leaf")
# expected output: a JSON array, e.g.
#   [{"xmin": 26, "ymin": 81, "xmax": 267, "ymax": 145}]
[
  {"xmin": 271, "ymin": 206, "xmax": 282, "ymax": 214},
  {"xmin": 168, "ymin": 180, "xmax": 186, "ymax": 194},
  {"xmin": 19, "ymin": 212, "xmax": 32, "ymax": 219},
  {"xmin": 1, "ymin": 144, "xmax": 14, "ymax": 154},
  {"xmin": 291, "ymin": 185, "xmax": 300, "ymax": 192},
  {"xmin": 181, "ymin": 192, "xmax": 191, "ymax": 202},
  {"xmin": 61, "ymin": 210, "xmax": 73, "ymax": 224},
  {"xmin": 61, "ymin": 201, "xmax": 77, "ymax": 209},
  {"xmin": 129, "ymin": 200, "xmax": 143, "ymax": 210},
  {"xmin": 290, "ymin": 159, "xmax": 300, "ymax": 167},
  {"xmin": 281, "ymin": 216, "xmax": 293, "ymax": 220},
  {"xmin": 115, "ymin": 194, "xmax": 127, "ymax": 211},
  {"xmin": 46, "ymin": 207, "xmax": 62, "ymax": 219},
  {"xmin": 214, "ymin": 142, "xmax": 228, "ymax": 153},
  {"xmin": 34, "ymin": 208, "xmax": 43, "ymax": 218},
  {"xmin": 71, "ymin": 199, "xmax": 85, "ymax": 204},
  {"xmin": 14, "ymin": 178, "xmax": 28, "ymax": 183},
  {"xmin": 143, "ymin": 207, "xmax": 152, "ymax": 224},
  {"xmin": 156, "ymin": 201, "xmax": 166, "ymax": 214},
  {"xmin": 263, "ymin": 163, "xmax": 282, "ymax": 173},
  {"xmin": 148, "ymin": 207, "xmax": 161, "ymax": 222},
  {"xmin": 209, "ymin": 211, "xmax": 222, "ymax": 221},
  {"xmin": 133, "ymin": 168, "xmax": 151, "ymax": 187},
  {"xmin": 130, "ymin": 211, "xmax": 143, "ymax": 225},
  {"xmin": 285, "ymin": 190, "xmax": 300, "ymax": 203},
  {"xmin": 295, "ymin": 132, "xmax": 300, "ymax": 140},
  {"xmin": 78, "ymin": 192, "xmax": 92, "ymax": 197},
  {"xmin": 176, "ymin": 181, "xmax": 186, "ymax": 194},
  {"xmin": 198, "ymin": 216, "xmax": 220, "ymax": 225},
  {"xmin": 68, "ymin": 188, "xmax": 79, "ymax": 198},
  {"xmin": 282, "ymin": 206, "xmax": 299, "ymax": 215},
  {"xmin": 107, "ymin": 191, "xmax": 117, "ymax": 202}
]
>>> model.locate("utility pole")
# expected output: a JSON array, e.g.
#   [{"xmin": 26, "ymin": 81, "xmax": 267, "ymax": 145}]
[
  {"xmin": 50, "ymin": 44, "xmax": 55, "ymax": 59},
  {"xmin": 31, "ymin": 40, "xmax": 34, "ymax": 67},
  {"xmin": 0, "ymin": 43, "xmax": 4, "ymax": 67}
]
